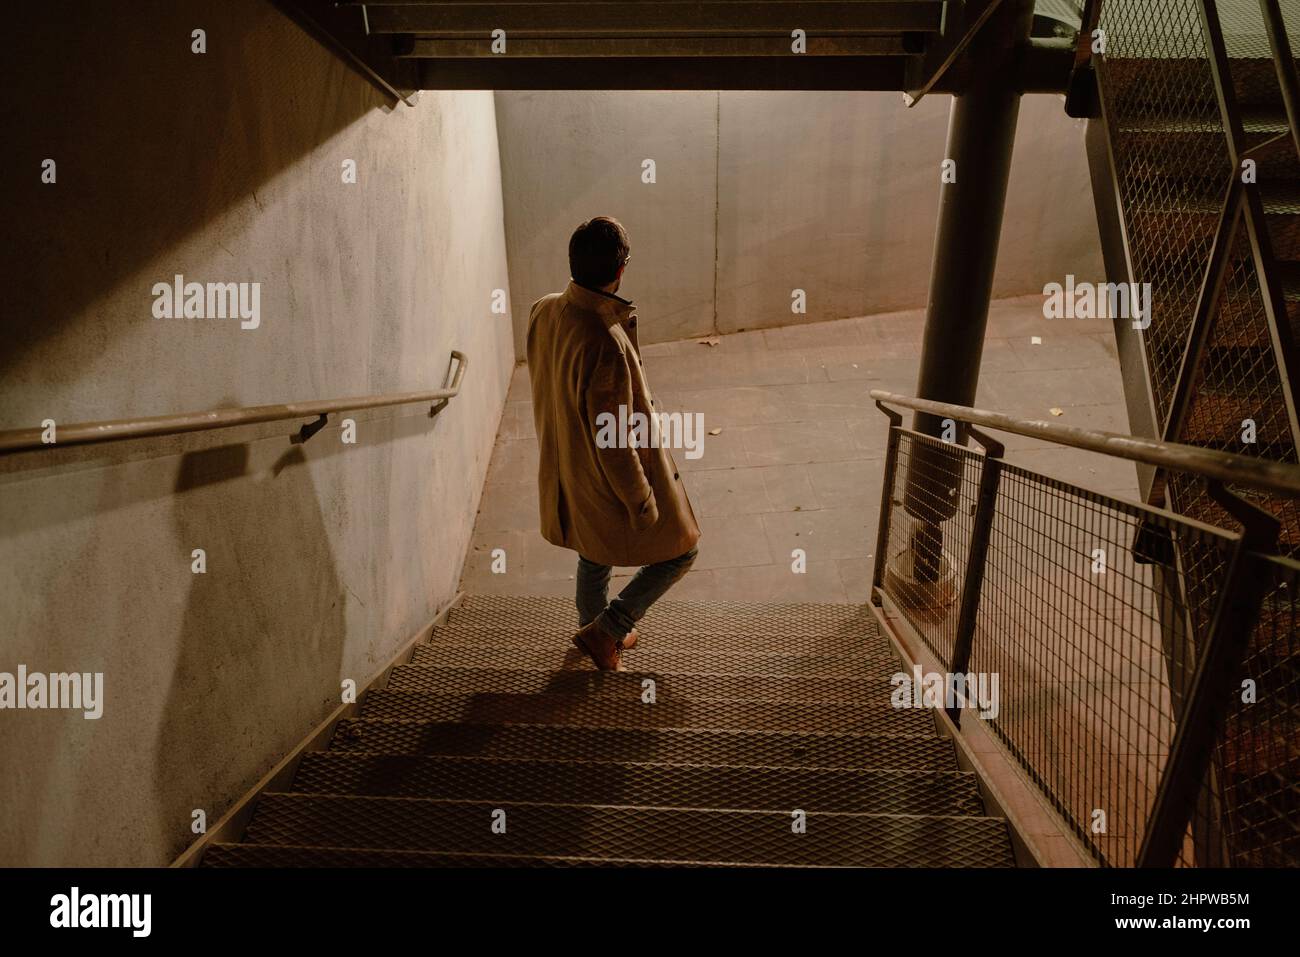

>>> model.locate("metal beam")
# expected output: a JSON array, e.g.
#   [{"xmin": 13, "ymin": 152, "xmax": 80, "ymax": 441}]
[
  {"xmin": 363, "ymin": 2, "xmax": 944, "ymax": 35},
  {"xmin": 272, "ymin": 0, "xmax": 418, "ymax": 105},
  {"xmin": 417, "ymin": 55, "xmax": 911, "ymax": 90},
  {"xmin": 397, "ymin": 34, "xmax": 916, "ymax": 57}
]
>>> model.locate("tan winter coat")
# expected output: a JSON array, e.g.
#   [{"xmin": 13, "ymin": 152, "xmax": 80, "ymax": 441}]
[{"xmin": 526, "ymin": 280, "xmax": 701, "ymax": 567}]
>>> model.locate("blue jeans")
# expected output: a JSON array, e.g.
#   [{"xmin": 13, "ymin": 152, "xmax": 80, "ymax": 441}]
[{"xmin": 576, "ymin": 547, "xmax": 698, "ymax": 641}]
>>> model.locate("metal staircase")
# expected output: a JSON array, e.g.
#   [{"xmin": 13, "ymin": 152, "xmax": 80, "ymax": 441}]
[
  {"xmin": 200, "ymin": 595, "xmax": 1016, "ymax": 867},
  {"xmin": 1077, "ymin": 0, "xmax": 1300, "ymax": 866}
]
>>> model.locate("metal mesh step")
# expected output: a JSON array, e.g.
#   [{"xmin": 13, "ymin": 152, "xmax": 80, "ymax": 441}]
[
  {"xmin": 359, "ymin": 689, "xmax": 935, "ymax": 734},
  {"xmin": 200, "ymin": 842, "xmax": 767, "ymax": 867},
  {"xmin": 200, "ymin": 593, "xmax": 1016, "ymax": 867},
  {"xmin": 328, "ymin": 719, "xmax": 957, "ymax": 770},
  {"xmin": 385, "ymin": 664, "xmax": 896, "ymax": 704},
  {"xmin": 433, "ymin": 622, "xmax": 887, "ymax": 655},
  {"xmin": 290, "ymin": 751, "xmax": 984, "ymax": 816},
  {"xmin": 449, "ymin": 594, "xmax": 879, "ymax": 637},
  {"xmin": 412, "ymin": 640, "xmax": 899, "ymax": 677},
  {"xmin": 242, "ymin": 794, "xmax": 1015, "ymax": 867}
]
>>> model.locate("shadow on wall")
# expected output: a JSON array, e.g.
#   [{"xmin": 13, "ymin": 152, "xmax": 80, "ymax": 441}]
[
  {"xmin": 154, "ymin": 438, "xmax": 345, "ymax": 861},
  {"xmin": 0, "ymin": 0, "xmax": 385, "ymax": 383}
]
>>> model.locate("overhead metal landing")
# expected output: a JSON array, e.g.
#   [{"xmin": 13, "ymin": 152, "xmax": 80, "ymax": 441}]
[{"xmin": 277, "ymin": 0, "xmax": 957, "ymax": 96}]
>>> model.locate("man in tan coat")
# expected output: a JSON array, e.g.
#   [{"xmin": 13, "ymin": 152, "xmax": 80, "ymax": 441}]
[{"xmin": 527, "ymin": 217, "xmax": 701, "ymax": 670}]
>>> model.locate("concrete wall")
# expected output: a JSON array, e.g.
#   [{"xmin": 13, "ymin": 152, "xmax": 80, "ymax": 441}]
[
  {"xmin": 495, "ymin": 91, "xmax": 1103, "ymax": 350},
  {"xmin": 0, "ymin": 0, "xmax": 515, "ymax": 866}
]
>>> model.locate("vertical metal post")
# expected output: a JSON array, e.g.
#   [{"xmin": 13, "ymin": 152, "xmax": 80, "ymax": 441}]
[
  {"xmin": 1138, "ymin": 481, "xmax": 1279, "ymax": 867},
  {"xmin": 1065, "ymin": 0, "xmax": 1103, "ymax": 118},
  {"xmin": 909, "ymin": 0, "xmax": 1036, "ymax": 442},
  {"xmin": 1259, "ymin": 0, "xmax": 1300, "ymax": 161},
  {"xmin": 871, "ymin": 401, "xmax": 905, "ymax": 605},
  {"xmin": 946, "ymin": 427, "xmax": 1004, "ymax": 726},
  {"xmin": 903, "ymin": 0, "xmax": 1036, "ymax": 580}
]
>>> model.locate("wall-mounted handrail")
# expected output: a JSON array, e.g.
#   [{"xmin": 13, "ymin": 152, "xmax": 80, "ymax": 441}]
[
  {"xmin": 0, "ymin": 350, "xmax": 467, "ymax": 455},
  {"xmin": 869, "ymin": 389, "xmax": 1300, "ymax": 496}
]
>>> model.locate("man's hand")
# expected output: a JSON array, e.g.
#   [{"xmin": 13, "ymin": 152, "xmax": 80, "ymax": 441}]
[{"xmin": 632, "ymin": 492, "xmax": 659, "ymax": 531}]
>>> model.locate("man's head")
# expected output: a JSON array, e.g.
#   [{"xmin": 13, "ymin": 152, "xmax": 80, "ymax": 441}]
[{"xmin": 569, "ymin": 216, "xmax": 630, "ymax": 293}]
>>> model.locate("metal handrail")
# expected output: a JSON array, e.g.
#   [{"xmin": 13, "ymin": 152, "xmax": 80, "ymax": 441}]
[
  {"xmin": 869, "ymin": 389, "xmax": 1300, "ymax": 495},
  {"xmin": 0, "ymin": 350, "xmax": 468, "ymax": 455}
]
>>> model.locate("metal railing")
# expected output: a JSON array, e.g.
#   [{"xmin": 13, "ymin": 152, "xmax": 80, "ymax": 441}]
[
  {"xmin": 1067, "ymin": 0, "xmax": 1300, "ymax": 865},
  {"xmin": 0, "ymin": 350, "xmax": 468, "ymax": 454},
  {"xmin": 871, "ymin": 390, "xmax": 1300, "ymax": 867}
]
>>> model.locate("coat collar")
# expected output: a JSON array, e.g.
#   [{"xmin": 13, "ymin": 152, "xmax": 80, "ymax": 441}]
[{"xmin": 563, "ymin": 280, "xmax": 636, "ymax": 328}]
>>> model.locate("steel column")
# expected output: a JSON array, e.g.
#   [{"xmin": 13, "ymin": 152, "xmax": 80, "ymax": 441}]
[{"xmin": 902, "ymin": 0, "xmax": 1035, "ymax": 578}]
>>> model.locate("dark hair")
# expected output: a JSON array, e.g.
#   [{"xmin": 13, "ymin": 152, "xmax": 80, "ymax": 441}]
[{"xmin": 569, "ymin": 216, "xmax": 630, "ymax": 287}]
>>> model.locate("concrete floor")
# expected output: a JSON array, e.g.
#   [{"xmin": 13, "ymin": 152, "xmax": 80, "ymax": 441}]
[{"xmin": 460, "ymin": 294, "xmax": 1135, "ymax": 605}]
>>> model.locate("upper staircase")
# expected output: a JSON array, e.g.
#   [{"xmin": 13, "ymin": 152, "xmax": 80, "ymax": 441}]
[
  {"xmin": 1082, "ymin": 0, "xmax": 1300, "ymax": 866},
  {"xmin": 200, "ymin": 595, "xmax": 1016, "ymax": 867}
]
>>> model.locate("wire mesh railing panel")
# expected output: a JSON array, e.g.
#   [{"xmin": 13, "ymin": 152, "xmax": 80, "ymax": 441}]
[
  {"xmin": 880, "ymin": 430, "xmax": 985, "ymax": 666},
  {"xmin": 873, "ymin": 426, "xmax": 1256, "ymax": 866},
  {"xmin": 1184, "ymin": 229, "xmax": 1297, "ymax": 457},
  {"xmin": 1099, "ymin": 0, "xmax": 1233, "ymax": 425},
  {"xmin": 1215, "ymin": 554, "xmax": 1300, "ymax": 865},
  {"xmin": 967, "ymin": 464, "xmax": 1239, "ymax": 866}
]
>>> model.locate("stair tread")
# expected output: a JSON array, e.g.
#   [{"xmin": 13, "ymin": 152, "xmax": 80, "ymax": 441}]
[
  {"xmin": 242, "ymin": 794, "xmax": 1015, "ymax": 867},
  {"xmin": 412, "ymin": 640, "xmax": 899, "ymax": 676},
  {"xmin": 198, "ymin": 842, "xmax": 946, "ymax": 868},
  {"xmin": 1117, "ymin": 108, "xmax": 1290, "ymax": 136},
  {"xmin": 291, "ymin": 751, "xmax": 984, "ymax": 815},
  {"xmin": 386, "ymin": 664, "xmax": 899, "ymax": 703},
  {"xmin": 328, "ymin": 719, "xmax": 957, "ymax": 769},
  {"xmin": 448, "ymin": 594, "xmax": 880, "ymax": 638},
  {"xmin": 1129, "ymin": 180, "xmax": 1300, "ymax": 214},
  {"xmin": 433, "ymin": 621, "xmax": 885, "ymax": 653},
  {"xmin": 360, "ymin": 688, "xmax": 935, "ymax": 733}
]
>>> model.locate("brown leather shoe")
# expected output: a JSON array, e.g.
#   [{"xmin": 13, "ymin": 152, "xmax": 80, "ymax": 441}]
[
  {"xmin": 572, "ymin": 621, "xmax": 624, "ymax": 671},
  {"xmin": 620, "ymin": 627, "xmax": 639, "ymax": 651}
]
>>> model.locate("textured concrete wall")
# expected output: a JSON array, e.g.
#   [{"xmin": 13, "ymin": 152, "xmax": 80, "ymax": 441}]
[
  {"xmin": 0, "ymin": 0, "xmax": 514, "ymax": 866},
  {"xmin": 495, "ymin": 91, "xmax": 1103, "ymax": 349},
  {"xmin": 495, "ymin": 91, "xmax": 719, "ymax": 351}
]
